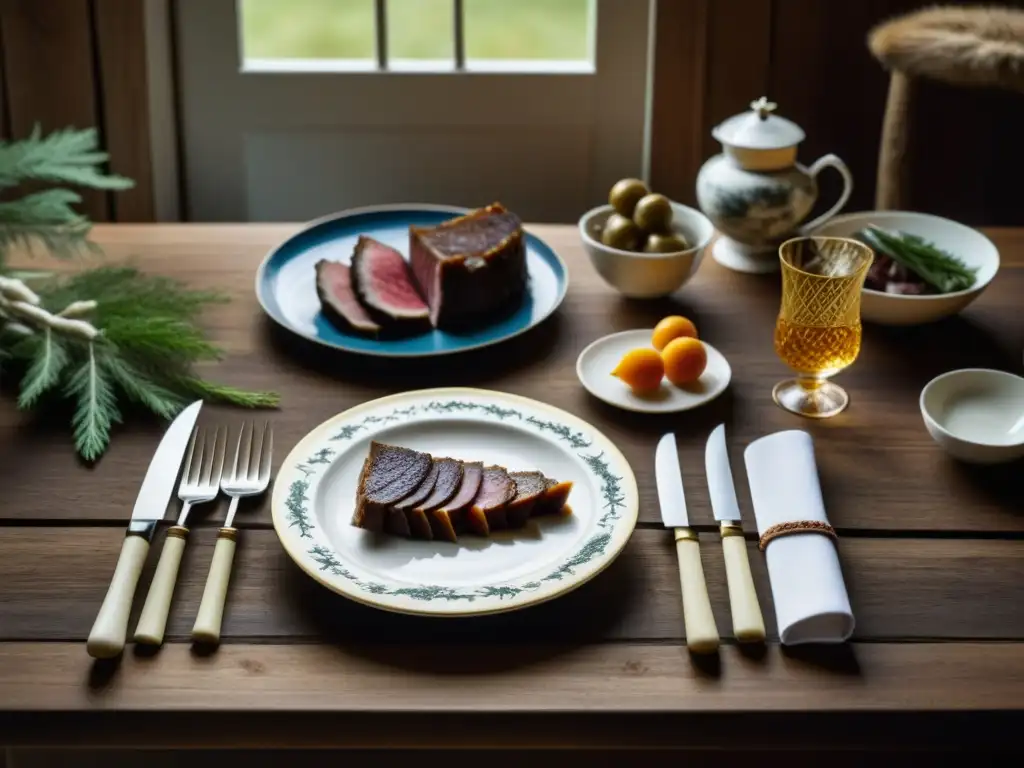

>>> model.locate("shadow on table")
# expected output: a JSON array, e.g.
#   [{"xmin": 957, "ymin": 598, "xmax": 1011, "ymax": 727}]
[
  {"xmin": 273, "ymin": 539, "xmax": 646, "ymax": 675},
  {"xmin": 862, "ymin": 314, "xmax": 1020, "ymax": 388},
  {"xmin": 949, "ymin": 457, "xmax": 1024, "ymax": 515},
  {"xmin": 583, "ymin": 385, "xmax": 737, "ymax": 439},
  {"xmin": 260, "ymin": 311, "xmax": 566, "ymax": 391},
  {"xmin": 782, "ymin": 644, "xmax": 861, "ymax": 676}
]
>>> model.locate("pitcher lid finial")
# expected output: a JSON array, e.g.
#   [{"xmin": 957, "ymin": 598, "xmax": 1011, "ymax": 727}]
[
  {"xmin": 712, "ymin": 96, "xmax": 805, "ymax": 150},
  {"xmin": 751, "ymin": 96, "xmax": 777, "ymax": 120}
]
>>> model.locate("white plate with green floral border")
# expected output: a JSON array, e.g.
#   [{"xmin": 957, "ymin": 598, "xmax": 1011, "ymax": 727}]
[{"xmin": 272, "ymin": 387, "xmax": 639, "ymax": 617}]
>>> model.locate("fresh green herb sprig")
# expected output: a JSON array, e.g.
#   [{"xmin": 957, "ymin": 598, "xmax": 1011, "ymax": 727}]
[
  {"xmin": 0, "ymin": 125, "xmax": 133, "ymax": 263},
  {"xmin": 4, "ymin": 267, "xmax": 280, "ymax": 461},
  {"xmin": 0, "ymin": 125, "xmax": 279, "ymax": 462},
  {"xmin": 855, "ymin": 225, "xmax": 977, "ymax": 294}
]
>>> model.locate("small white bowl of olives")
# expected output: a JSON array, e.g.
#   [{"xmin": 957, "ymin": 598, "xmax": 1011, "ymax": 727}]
[{"xmin": 579, "ymin": 178, "xmax": 715, "ymax": 299}]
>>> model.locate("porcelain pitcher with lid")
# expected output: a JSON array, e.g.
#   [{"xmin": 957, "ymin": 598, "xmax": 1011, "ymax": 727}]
[{"xmin": 696, "ymin": 97, "xmax": 853, "ymax": 273}]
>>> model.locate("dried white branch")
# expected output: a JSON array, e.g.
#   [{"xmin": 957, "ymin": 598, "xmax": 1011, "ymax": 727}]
[{"xmin": 0, "ymin": 276, "xmax": 99, "ymax": 340}]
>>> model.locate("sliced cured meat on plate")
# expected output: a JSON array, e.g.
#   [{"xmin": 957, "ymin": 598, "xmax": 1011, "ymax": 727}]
[
  {"xmin": 255, "ymin": 204, "xmax": 567, "ymax": 358},
  {"xmin": 270, "ymin": 388, "xmax": 638, "ymax": 617}
]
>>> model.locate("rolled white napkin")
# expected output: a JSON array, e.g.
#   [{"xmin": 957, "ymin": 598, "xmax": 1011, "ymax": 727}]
[{"xmin": 743, "ymin": 430, "xmax": 855, "ymax": 645}]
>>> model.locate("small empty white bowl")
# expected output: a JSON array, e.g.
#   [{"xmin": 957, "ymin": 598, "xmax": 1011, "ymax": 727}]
[
  {"xmin": 579, "ymin": 202, "xmax": 715, "ymax": 299},
  {"xmin": 920, "ymin": 368, "xmax": 1024, "ymax": 464},
  {"xmin": 812, "ymin": 210, "xmax": 1000, "ymax": 325}
]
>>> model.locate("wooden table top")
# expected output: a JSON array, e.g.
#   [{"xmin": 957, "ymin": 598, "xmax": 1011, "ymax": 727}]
[{"xmin": 2, "ymin": 224, "xmax": 1024, "ymax": 750}]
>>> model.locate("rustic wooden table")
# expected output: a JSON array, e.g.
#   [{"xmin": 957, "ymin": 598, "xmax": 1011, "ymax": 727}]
[{"xmin": 1, "ymin": 224, "xmax": 1023, "ymax": 753}]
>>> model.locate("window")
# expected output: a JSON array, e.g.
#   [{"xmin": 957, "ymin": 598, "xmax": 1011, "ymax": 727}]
[{"xmin": 239, "ymin": 0, "xmax": 595, "ymax": 72}]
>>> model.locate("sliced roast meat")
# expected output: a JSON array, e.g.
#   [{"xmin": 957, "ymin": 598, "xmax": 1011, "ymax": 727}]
[
  {"xmin": 414, "ymin": 458, "xmax": 464, "ymax": 542},
  {"xmin": 350, "ymin": 236, "xmax": 431, "ymax": 334},
  {"xmin": 385, "ymin": 509, "xmax": 411, "ymax": 537},
  {"xmin": 393, "ymin": 460, "xmax": 440, "ymax": 540},
  {"xmin": 352, "ymin": 441, "xmax": 432, "ymax": 532},
  {"xmin": 430, "ymin": 461, "xmax": 482, "ymax": 542},
  {"xmin": 468, "ymin": 466, "xmax": 517, "ymax": 535},
  {"xmin": 505, "ymin": 471, "xmax": 548, "ymax": 528},
  {"xmin": 533, "ymin": 477, "xmax": 573, "ymax": 516},
  {"xmin": 351, "ymin": 444, "xmax": 569, "ymax": 541},
  {"xmin": 409, "ymin": 203, "xmax": 527, "ymax": 330},
  {"xmin": 314, "ymin": 260, "xmax": 380, "ymax": 336}
]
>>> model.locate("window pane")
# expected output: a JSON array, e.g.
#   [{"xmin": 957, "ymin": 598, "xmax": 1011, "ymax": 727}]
[
  {"xmin": 387, "ymin": 0, "xmax": 453, "ymax": 63},
  {"xmin": 464, "ymin": 0, "xmax": 592, "ymax": 61},
  {"xmin": 240, "ymin": 0, "xmax": 375, "ymax": 61}
]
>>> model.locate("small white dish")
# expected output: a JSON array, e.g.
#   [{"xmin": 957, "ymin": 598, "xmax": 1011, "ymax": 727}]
[
  {"xmin": 812, "ymin": 210, "xmax": 999, "ymax": 326},
  {"xmin": 920, "ymin": 368, "xmax": 1024, "ymax": 464},
  {"xmin": 578, "ymin": 202, "xmax": 715, "ymax": 299},
  {"xmin": 576, "ymin": 329, "xmax": 732, "ymax": 413}
]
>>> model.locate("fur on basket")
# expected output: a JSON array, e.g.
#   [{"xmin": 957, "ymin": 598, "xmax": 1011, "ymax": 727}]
[{"xmin": 869, "ymin": 5, "xmax": 1024, "ymax": 91}]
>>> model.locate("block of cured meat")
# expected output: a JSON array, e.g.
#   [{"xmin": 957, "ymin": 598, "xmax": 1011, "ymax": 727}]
[
  {"xmin": 533, "ymin": 477, "xmax": 574, "ymax": 516},
  {"xmin": 412, "ymin": 458, "xmax": 464, "ymax": 542},
  {"xmin": 350, "ymin": 236, "xmax": 431, "ymax": 334},
  {"xmin": 429, "ymin": 461, "xmax": 482, "ymax": 543},
  {"xmin": 504, "ymin": 471, "xmax": 548, "ymax": 529},
  {"xmin": 314, "ymin": 260, "xmax": 381, "ymax": 336},
  {"xmin": 391, "ymin": 460, "xmax": 440, "ymax": 540},
  {"xmin": 409, "ymin": 203, "xmax": 527, "ymax": 330},
  {"xmin": 467, "ymin": 466, "xmax": 517, "ymax": 536},
  {"xmin": 352, "ymin": 442, "xmax": 432, "ymax": 532}
]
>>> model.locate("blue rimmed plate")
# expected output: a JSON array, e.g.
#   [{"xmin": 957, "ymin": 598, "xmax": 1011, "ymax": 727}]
[{"xmin": 255, "ymin": 204, "xmax": 569, "ymax": 357}]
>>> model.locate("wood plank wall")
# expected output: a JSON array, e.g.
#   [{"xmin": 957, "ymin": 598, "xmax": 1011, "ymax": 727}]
[
  {"xmin": 0, "ymin": 0, "xmax": 1019, "ymax": 225},
  {"xmin": 0, "ymin": 0, "xmax": 156, "ymax": 222},
  {"xmin": 651, "ymin": 0, "xmax": 1024, "ymax": 226}
]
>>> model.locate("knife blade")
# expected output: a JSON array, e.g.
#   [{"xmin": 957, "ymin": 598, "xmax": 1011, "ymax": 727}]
[
  {"xmin": 705, "ymin": 424, "xmax": 766, "ymax": 643},
  {"xmin": 86, "ymin": 401, "xmax": 203, "ymax": 659},
  {"xmin": 706, "ymin": 424, "xmax": 742, "ymax": 525},
  {"xmin": 655, "ymin": 433, "xmax": 719, "ymax": 654}
]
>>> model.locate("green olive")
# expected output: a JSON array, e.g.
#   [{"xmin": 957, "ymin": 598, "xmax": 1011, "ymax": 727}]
[
  {"xmin": 608, "ymin": 178, "xmax": 649, "ymax": 218},
  {"xmin": 643, "ymin": 232, "xmax": 690, "ymax": 253},
  {"xmin": 601, "ymin": 213, "xmax": 642, "ymax": 251},
  {"xmin": 633, "ymin": 193, "xmax": 674, "ymax": 233}
]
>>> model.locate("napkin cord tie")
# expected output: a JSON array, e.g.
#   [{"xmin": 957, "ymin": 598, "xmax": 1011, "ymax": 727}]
[{"xmin": 758, "ymin": 520, "xmax": 837, "ymax": 552}]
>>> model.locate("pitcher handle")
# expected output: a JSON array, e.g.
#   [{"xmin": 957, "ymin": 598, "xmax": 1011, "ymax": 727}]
[{"xmin": 799, "ymin": 154, "xmax": 853, "ymax": 234}]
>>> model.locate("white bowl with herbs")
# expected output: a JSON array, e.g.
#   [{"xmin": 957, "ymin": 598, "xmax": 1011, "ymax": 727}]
[
  {"xmin": 579, "ymin": 178, "xmax": 715, "ymax": 299},
  {"xmin": 811, "ymin": 211, "xmax": 999, "ymax": 325}
]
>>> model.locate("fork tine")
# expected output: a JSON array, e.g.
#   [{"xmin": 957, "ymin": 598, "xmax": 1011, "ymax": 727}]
[
  {"xmin": 212, "ymin": 427, "xmax": 227, "ymax": 485},
  {"xmin": 180, "ymin": 427, "xmax": 198, "ymax": 491},
  {"xmin": 238, "ymin": 421, "xmax": 254, "ymax": 482},
  {"xmin": 200, "ymin": 428, "xmax": 217, "ymax": 486},
  {"xmin": 249, "ymin": 421, "xmax": 265, "ymax": 480},
  {"xmin": 229, "ymin": 423, "xmax": 245, "ymax": 483},
  {"xmin": 259, "ymin": 423, "xmax": 273, "ymax": 485},
  {"xmin": 191, "ymin": 429, "xmax": 206, "ymax": 484}
]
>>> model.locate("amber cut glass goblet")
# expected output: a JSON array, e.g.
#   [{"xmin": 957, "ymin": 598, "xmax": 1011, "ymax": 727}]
[{"xmin": 773, "ymin": 236, "xmax": 874, "ymax": 419}]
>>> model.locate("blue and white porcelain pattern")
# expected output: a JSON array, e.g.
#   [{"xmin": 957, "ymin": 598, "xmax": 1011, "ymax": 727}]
[
  {"xmin": 696, "ymin": 98, "xmax": 853, "ymax": 273},
  {"xmin": 271, "ymin": 388, "xmax": 640, "ymax": 617}
]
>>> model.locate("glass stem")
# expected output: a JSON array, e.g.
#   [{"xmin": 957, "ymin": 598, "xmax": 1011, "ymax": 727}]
[{"xmin": 798, "ymin": 375, "xmax": 824, "ymax": 392}]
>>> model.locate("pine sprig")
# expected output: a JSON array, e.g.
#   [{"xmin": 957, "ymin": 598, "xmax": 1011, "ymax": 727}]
[
  {"xmin": 175, "ymin": 377, "xmax": 282, "ymax": 409},
  {"xmin": 3, "ymin": 266, "xmax": 280, "ymax": 461},
  {"xmin": 65, "ymin": 343, "xmax": 122, "ymax": 462},
  {"xmin": 102, "ymin": 316, "xmax": 222, "ymax": 363},
  {"xmin": 0, "ymin": 126, "xmax": 132, "ymax": 265},
  {"xmin": 100, "ymin": 353, "xmax": 184, "ymax": 420},
  {"xmin": 42, "ymin": 265, "xmax": 227, "ymax": 320},
  {"xmin": 16, "ymin": 328, "xmax": 69, "ymax": 408},
  {"xmin": 0, "ymin": 125, "xmax": 278, "ymax": 462},
  {"xmin": 0, "ymin": 125, "xmax": 133, "ymax": 191}
]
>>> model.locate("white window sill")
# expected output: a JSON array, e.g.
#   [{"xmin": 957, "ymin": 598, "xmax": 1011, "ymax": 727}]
[{"xmin": 242, "ymin": 58, "xmax": 595, "ymax": 75}]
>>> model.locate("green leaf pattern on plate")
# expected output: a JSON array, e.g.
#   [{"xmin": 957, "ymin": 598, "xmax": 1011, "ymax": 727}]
[{"xmin": 287, "ymin": 399, "xmax": 626, "ymax": 603}]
